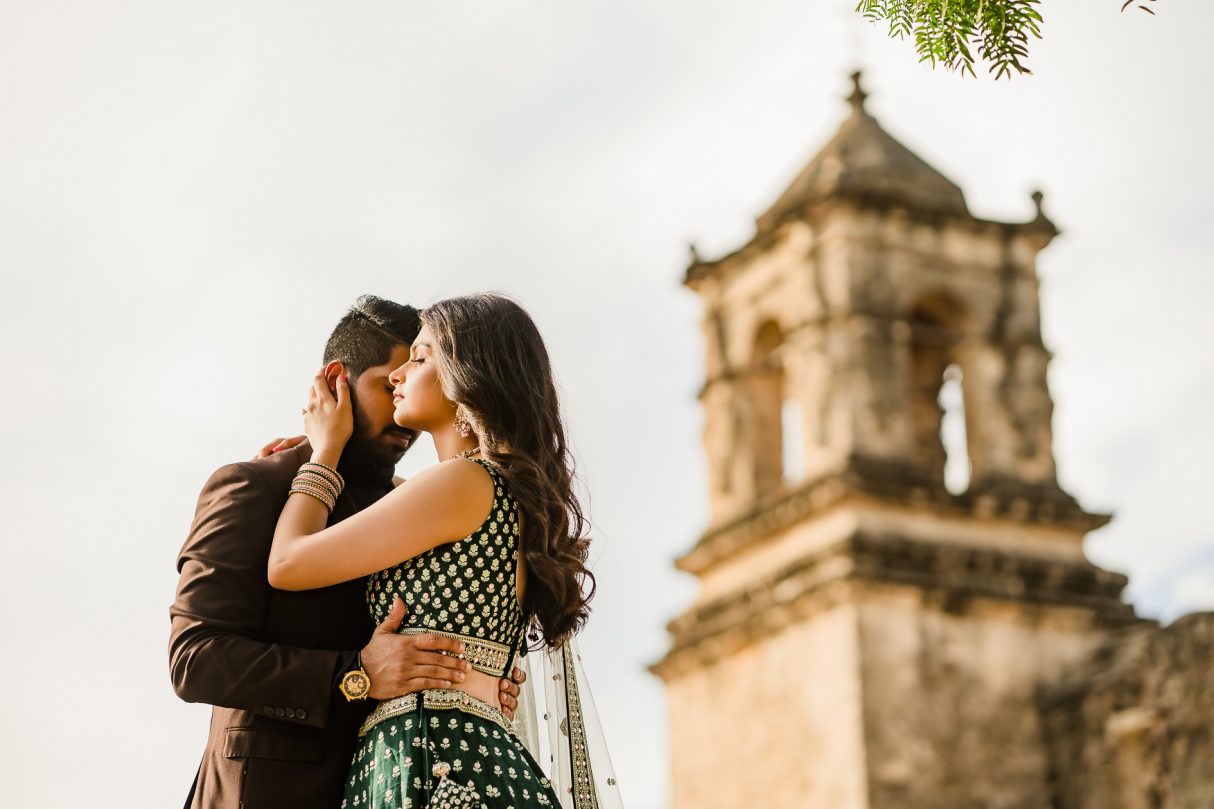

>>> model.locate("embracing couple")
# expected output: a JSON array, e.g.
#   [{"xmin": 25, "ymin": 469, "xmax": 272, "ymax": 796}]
[{"xmin": 169, "ymin": 293, "xmax": 620, "ymax": 809}]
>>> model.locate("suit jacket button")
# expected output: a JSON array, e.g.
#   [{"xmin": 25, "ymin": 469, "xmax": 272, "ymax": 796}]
[
  {"xmin": 263, "ymin": 706, "xmax": 274, "ymax": 715},
  {"xmin": 274, "ymin": 707, "xmax": 285, "ymax": 717},
  {"xmin": 285, "ymin": 708, "xmax": 296, "ymax": 719},
  {"xmin": 296, "ymin": 709, "xmax": 308, "ymax": 720}
]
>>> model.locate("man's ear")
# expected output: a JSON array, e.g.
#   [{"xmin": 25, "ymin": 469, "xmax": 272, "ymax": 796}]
[{"xmin": 322, "ymin": 361, "xmax": 346, "ymax": 393}]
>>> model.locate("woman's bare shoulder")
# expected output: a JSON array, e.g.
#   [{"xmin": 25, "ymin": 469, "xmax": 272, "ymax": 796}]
[{"xmin": 386, "ymin": 459, "xmax": 495, "ymax": 515}]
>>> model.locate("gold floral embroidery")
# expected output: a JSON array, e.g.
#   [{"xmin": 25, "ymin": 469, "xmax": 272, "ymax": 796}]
[
  {"xmin": 359, "ymin": 689, "xmax": 512, "ymax": 737},
  {"xmin": 562, "ymin": 645, "xmax": 600, "ymax": 809},
  {"xmin": 398, "ymin": 627, "xmax": 513, "ymax": 676}
]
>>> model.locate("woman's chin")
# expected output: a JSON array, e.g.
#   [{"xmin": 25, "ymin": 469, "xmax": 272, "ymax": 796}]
[{"xmin": 392, "ymin": 411, "xmax": 421, "ymax": 431}]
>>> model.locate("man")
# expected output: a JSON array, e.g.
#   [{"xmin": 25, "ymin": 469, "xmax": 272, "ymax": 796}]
[{"xmin": 170, "ymin": 295, "xmax": 524, "ymax": 809}]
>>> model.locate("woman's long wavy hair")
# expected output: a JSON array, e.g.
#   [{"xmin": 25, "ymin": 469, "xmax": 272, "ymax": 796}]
[{"xmin": 421, "ymin": 293, "xmax": 594, "ymax": 648}]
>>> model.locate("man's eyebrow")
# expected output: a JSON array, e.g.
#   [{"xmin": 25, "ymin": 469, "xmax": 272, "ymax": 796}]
[{"xmin": 411, "ymin": 342, "xmax": 432, "ymax": 351}]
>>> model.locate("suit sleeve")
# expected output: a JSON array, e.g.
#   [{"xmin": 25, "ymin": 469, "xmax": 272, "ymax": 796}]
[{"xmin": 169, "ymin": 462, "xmax": 345, "ymax": 730}]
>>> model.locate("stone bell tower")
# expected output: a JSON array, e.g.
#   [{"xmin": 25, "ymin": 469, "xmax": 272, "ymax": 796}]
[{"xmin": 652, "ymin": 73, "xmax": 1141, "ymax": 809}]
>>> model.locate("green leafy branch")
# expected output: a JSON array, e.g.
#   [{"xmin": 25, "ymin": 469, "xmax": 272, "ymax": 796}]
[
  {"xmin": 1121, "ymin": 0, "xmax": 1156, "ymax": 15},
  {"xmin": 856, "ymin": 0, "xmax": 1158, "ymax": 79}
]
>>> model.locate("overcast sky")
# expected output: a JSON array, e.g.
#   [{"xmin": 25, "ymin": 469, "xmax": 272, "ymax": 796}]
[{"xmin": 1, "ymin": 2, "xmax": 1211, "ymax": 808}]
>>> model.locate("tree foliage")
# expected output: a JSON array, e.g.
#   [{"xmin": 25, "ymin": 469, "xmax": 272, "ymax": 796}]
[{"xmin": 855, "ymin": 0, "xmax": 1158, "ymax": 79}]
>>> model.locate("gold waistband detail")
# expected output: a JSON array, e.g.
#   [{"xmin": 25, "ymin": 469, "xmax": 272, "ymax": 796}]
[
  {"xmin": 399, "ymin": 627, "xmax": 513, "ymax": 676},
  {"xmin": 359, "ymin": 689, "xmax": 513, "ymax": 737}
]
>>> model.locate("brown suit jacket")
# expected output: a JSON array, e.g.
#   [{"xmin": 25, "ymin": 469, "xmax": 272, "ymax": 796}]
[{"xmin": 170, "ymin": 442, "xmax": 392, "ymax": 809}]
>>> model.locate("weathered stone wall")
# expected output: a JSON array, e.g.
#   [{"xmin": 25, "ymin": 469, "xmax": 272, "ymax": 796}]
[
  {"xmin": 1040, "ymin": 612, "xmax": 1214, "ymax": 809},
  {"xmin": 663, "ymin": 601, "xmax": 870, "ymax": 809},
  {"xmin": 856, "ymin": 583, "xmax": 1116, "ymax": 809}
]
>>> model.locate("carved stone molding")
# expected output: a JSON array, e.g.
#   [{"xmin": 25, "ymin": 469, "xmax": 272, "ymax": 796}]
[
  {"xmin": 654, "ymin": 531, "xmax": 1135, "ymax": 679},
  {"xmin": 679, "ymin": 456, "xmax": 1110, "ymax": 576}
]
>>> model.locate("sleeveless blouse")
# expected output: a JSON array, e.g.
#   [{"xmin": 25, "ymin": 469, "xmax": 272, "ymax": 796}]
[
  {"xmin": 364, "ymin": 457, "xmax": 526, "ymax": 677},
  {"xmin": 345, "ymin": 458, "xmax": 566, "ymax": 809}
]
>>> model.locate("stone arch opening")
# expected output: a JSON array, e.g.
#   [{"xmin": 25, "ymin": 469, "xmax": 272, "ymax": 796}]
[
  {"xmin": 750, "ymin": 320, "xmax": 788, "ymax": 497},
  {"xmin": 938, "ymin": 362, "xmax": 972, "ymax": 494},
  {"xmin": 908, "ymin": 291, "xmax": 970, "ymax": 491}
]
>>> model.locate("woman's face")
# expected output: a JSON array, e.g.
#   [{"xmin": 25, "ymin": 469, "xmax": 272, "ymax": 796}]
[{"xmin": 389, "ymin": 323, "xmax": 455, "ymax": 432}]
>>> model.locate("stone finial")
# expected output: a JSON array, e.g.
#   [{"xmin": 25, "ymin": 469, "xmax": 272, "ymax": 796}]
[
  {"xmin": 848, "ymin": 70, "xmax": 868, "ymax": 113},
  {"xmin": 1027, "ymin": 188, "xmax": 1059, "ymax": 239}
]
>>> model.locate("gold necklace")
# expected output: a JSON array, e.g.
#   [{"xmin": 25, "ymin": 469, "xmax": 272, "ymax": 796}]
[{"xmin": 447, "ymin": 446, "xmax": 481, "ymax": 462}]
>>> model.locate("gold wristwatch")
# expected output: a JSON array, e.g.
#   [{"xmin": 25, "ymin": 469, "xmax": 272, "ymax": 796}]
[{"xmin": 339, "ymin": 655, "xmax": 371, "ymax": 702}]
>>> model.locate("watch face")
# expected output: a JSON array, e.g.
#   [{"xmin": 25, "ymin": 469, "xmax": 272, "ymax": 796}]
[{"xmin": 344, "ymin": 671, "xmax": 370, "ymax": 699}]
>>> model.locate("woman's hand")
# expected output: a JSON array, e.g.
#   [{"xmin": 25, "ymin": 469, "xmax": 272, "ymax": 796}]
[
  {"xmin": 251, "ymin": 435, "xmax": 307, "ymax": 460},
  {"xmin": 304, "ymin": 371, "xmax": 353, "ymax": 464}
]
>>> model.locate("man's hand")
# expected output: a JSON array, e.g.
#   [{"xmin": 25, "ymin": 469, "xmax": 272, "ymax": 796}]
[
  {"xmin": 361, "ymin": 597, "xmax": 470, "ymax": 699},
  {"xmin": 498, "ymin": 665, "xmax": 525, "ymax": 721}
]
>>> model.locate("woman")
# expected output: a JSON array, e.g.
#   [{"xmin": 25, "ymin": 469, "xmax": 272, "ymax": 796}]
[{"xmin": 267, "ymin": 293, "xmax": 617, "ymax": 809}]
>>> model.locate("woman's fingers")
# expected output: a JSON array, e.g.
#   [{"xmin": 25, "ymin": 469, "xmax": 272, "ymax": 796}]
[
  {"xmin": 253, "ymin": 439, "xmax": 281, "ymax": 460},
  {"xmin": 335, "ymin": 373, "xmax": 349, "ymax": 408},
  {"xmin": 276, "ymin": 435, "xmax": 306, "ymax": 451},
  {"xmin": 312, "ymin": 372, "xmax": 333, "ymax": 405},
  {"xmin": 253, "ymin": 434, "xmax": 308, "ymax": 461}
]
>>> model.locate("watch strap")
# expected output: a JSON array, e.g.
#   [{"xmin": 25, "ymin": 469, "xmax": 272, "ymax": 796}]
[{"xmin": 333, "ymin": 649, "xmax": 362, "ymax": 694}]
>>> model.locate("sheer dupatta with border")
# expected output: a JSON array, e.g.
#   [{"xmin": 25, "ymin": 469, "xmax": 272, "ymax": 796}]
[{"xmin": 513, "ymin": 638, "xmax": 624, "ymax": 809}]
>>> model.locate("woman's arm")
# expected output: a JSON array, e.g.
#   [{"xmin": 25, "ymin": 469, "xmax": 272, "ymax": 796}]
[
  {"xmin": 268, "ymin": 458, "xmax": 493, "ymax": 590},
  {"xmin": 267, "ymin": 372, "xmax": 493, "ymax": 591}
]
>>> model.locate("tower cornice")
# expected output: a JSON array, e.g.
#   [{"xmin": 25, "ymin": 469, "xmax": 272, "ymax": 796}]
[
  {"xmin": 677, "ymin": 459, "xmax": 1110, "ymax": 577},
  {"xmin": 685, "ymin": 199, "xmax": 1057, "ymax": 289},
  {"xmin": 653, "ymin": 531, "xmax": 1136, "ymax": 681}
]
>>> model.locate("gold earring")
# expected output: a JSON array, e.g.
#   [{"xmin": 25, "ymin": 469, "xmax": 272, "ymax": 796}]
[{"xmin": 453, "ymin": 405, "xmax": 472, "ymax": 438}]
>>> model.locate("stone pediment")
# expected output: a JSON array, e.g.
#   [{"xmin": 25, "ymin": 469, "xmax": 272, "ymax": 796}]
[{"xmin": 756, "ymin": 71, "xmax": 970, "ymax": 234}]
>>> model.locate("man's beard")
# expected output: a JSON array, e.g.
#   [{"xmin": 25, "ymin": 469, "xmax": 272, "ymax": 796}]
[{"xmin": 342, "ymin": 397, "xmax": 416, "ymax": 475}]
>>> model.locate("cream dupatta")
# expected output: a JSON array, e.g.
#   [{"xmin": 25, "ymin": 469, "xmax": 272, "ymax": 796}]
[{"xmin": 512, "ymin": 638, "xmax": 624, "ymax": 809}]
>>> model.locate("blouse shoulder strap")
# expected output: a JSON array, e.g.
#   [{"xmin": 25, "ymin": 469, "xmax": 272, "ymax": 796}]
[{"xmin": 469, "ymin": 456, "xmax": 498, "ymax": 478}]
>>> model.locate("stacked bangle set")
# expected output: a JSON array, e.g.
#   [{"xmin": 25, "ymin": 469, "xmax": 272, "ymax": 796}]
[{"xmin": 289, "ymin": 461, "xmax": 345, "ymax": 512}]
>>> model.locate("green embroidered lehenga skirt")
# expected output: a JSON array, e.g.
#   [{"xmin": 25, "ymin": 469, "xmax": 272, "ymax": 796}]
[{"xmin": 341, "ymin": 688, "xmax": 561, "ymax": 809}]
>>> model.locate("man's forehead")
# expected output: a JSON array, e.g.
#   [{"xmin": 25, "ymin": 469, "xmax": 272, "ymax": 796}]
[{"xmin": 364, "ymin": 344, "xmax": 412, "ymax": 374}]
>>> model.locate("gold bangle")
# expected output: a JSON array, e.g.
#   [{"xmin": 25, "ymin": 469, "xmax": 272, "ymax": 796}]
[
  {"xmin": 295, "ymin": 468, "xmax": 342, "ymax": 495},
  {"xmin": 292, "ymin": 475, "xmax": 337, "ymax": 498},
  {"xmin": 290, "ymin": 490, "xmax": 334, "ymax": 512},
  {"xmin": 302, "ymin": 461, "xmax": 345, "ymax": 489},
  {"xmin": 293, "ymin": 467, "xmax": 341, "ymax": 491},
  {"xmin": 300, "ymin": 463, "xmax": 343, "ymax": 489},
  {"xmin": 290, "ymin": 479, "xmax": 336, "ymax": 501},
  {"xmin": 289, "ymin": 485, "xmax": 335, "ymax": 512}
]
